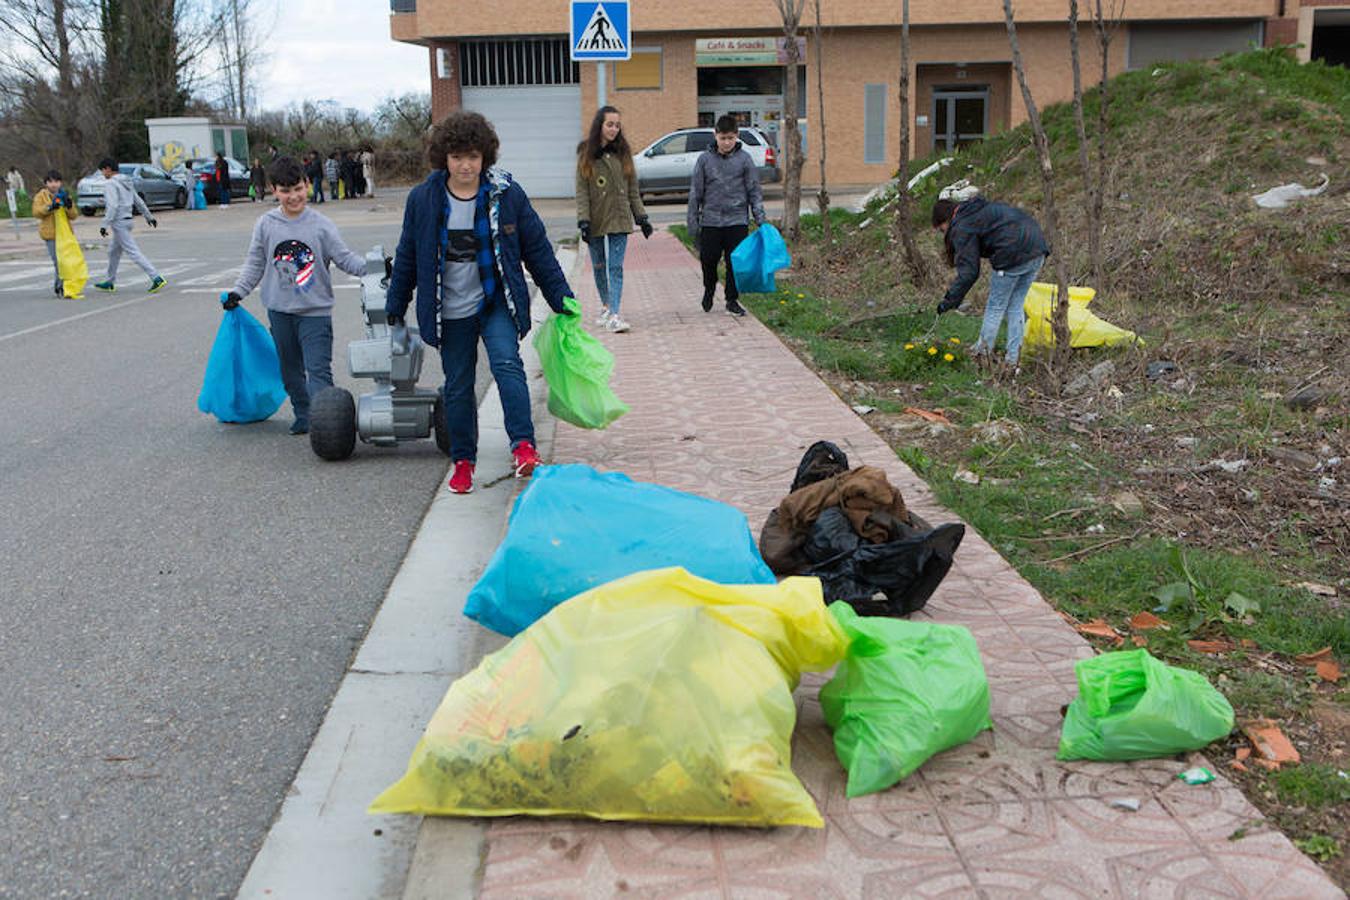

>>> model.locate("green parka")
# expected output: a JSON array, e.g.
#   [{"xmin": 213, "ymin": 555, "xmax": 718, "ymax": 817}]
[{"xmin": 575, "ymin": 148, "xmax": 646, "ymax": 236}]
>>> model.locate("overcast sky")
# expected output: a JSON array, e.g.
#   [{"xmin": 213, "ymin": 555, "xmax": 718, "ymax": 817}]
[{"xmin": 251, "ymin": 1, "xmax": 428, "ymax": 112}]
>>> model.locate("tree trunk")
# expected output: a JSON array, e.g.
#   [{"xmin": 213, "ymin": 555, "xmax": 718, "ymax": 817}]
[
  {"xmin": 777, "ymin": 1, "xmax": 807, "ymax": 241},
  {"xmin": 1092, "ymin": 1, "xmax": 1123, "ymax": 296},
  {"xmin": 1003, "ymin": 0, "xmax": 1071, "ymax": 368},
  {"xmin": 813, "ymin": 0, "xmax": 829, "ymax": 242},
  {"xmin": 893, "ymin": 0, "xmax": 928, "ymax": 286},
  {"xmin": 1068, "ymin": 0, "xmax": 1101, "ymax": 292}
]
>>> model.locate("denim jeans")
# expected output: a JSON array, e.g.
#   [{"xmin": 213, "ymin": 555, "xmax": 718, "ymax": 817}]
[
  {"xmin": 44, "ymin": 239, "xmax": 61, "ymax": 292},
  {"xmin": 975, "ymin": 255, "xmax": 1045, "ymax": 365},
  {"xmin": 439, "ymin": 296, "xmax": 533, "ymax": 463},
  {"xmin": 587, "ymin": 232, "xmax": 628, "ymax": 315},
  {"xmin": 267, "ymin": 310, "xmax": 334, "ymax": 426}
]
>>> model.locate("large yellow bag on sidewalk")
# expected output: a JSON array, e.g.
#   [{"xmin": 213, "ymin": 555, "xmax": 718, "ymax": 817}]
[
  {"xmin": 371, "ymin": 567, "xmax": 847, "ymax": 827},
  {"xmin": 1023, "ymin": 282, "xmax": 1141, "ymax": 349},
  {"xmin": 54, "ymin": 207, "xmax": 88, "ymax": 299}
]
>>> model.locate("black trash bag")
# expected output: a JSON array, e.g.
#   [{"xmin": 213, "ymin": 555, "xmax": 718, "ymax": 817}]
[
  {"xmin": 801, "ymin": 508, "xmax": 966, "ymax": 618},
  {"xmin": 790, "ymin": 440, "xmax": 850, "ymax": 492}
]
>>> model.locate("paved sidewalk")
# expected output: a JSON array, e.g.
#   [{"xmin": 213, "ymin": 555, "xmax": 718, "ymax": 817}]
[{"xmin": 455, "ymin": 232, "xmax": 1339, "ymax": 898}]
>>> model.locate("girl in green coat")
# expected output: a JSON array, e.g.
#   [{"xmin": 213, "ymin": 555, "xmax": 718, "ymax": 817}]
[{"xmin": 576, "ymin": 105, "xmax": 651, "ymax": 334}]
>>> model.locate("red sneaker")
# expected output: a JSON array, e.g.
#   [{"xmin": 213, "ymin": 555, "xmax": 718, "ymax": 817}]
[
  {"xmin": 447, "ymin": 459, "xmax": 475, "ymax": 494},
  {"xmin": 512, "ymin": 441, "xmax": 541, "ymax": 479}
]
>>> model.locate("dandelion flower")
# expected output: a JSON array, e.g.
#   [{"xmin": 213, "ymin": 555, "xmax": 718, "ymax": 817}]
[
  {"xmin": 797, "ymin": 293, "xmax": 805, "ymax": 299},
  {"xmin": 943, "ymin": 353, "xmax": 955, "ymax": 362},
  {"xmin": 949, "ymin": 337, "xmax": 961, "ymax": 344},
  {"xmin": 904, "ymin": 343, "xmax": 915, "ymax": 350},
  {"xmin": 928, "ymin": 346, "xmax": 938, "ymax": 356}
]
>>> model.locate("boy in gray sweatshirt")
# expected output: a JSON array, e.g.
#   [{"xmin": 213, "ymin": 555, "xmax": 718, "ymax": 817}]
[
  {"xmin": 686, "ymin": 115, "xmax": 766, "ymax": 317},
  {"xmin": 92, "ymin": 158, "xmax": 166, "ymax": 294},
  {"xmin": 222, "ymin": 156, "xmax": 365, "ymax": 434}
]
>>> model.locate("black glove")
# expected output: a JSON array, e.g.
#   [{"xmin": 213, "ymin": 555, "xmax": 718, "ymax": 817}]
[
  {"xmin": 61, "ymin": 194, "xmax": 72, "ymax": 209},
  {"xmin": 99, "ymin": 226, "xmax": 108, "ymax": 238},
  {"xmin": 148, "ymin": 217, "xmax": 158, "ymax": 228},
  {"xmin": 221, "ymin": 291, "xmax": 241, "ymax": 310},
  {"xmin": 578, "ymin": 221, "xmax": 591, "ymax": 245},
  {"xmin": 386, "ymin": 312, "xmax": 405, "ymax": 327},
  {"xmin": 636, "ymin": 216, "xmax": 653, "ymax": 239},
  {"xmin": 937, "ymin": 297, "xmax": 962, "ymax": 314}
]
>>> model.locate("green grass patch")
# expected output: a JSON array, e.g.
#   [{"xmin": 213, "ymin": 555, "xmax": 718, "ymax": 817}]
[
  {"xmin": 0, "ymin": 192, "xmax": 33, "ymax": 218},
  {"xmin": 1273, "ymin": 764, "xmax": 1350, "ymax": 810}
]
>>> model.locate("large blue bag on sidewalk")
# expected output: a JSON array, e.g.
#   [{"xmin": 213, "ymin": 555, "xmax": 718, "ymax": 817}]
[
  {"xmin": 197, "ymin": 306, "xmax": 287, "ymax": 423},
  {"xmin": 729, "ymin": 223, "xmax": 791, "ymax": 294},
  {"xmin": 464, "ymin": 464, "xmax": 777, "ymax": 636}
]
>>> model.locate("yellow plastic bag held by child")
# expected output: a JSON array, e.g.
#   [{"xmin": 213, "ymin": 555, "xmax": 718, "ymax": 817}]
[
  {"xmin": 370, "ymin": 567, "xmax": 848, "ymax": 827},
  {"xmin": 54, "ymin": 207, "xmax": 88, "ymax": 299},
  {"xmin": 1023, "ymin": 282, "xmax": 1141, "ymax": 349}
]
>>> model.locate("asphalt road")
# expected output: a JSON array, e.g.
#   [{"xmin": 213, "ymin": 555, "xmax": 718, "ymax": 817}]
[{"xmin": 0, "ymin": 193, "xmax": 482, "ymax": 898}]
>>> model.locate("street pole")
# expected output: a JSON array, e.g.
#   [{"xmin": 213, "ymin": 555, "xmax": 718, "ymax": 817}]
[{"xmin": 597, "ymin": 61, "xmax": 607, "ymax": 108}]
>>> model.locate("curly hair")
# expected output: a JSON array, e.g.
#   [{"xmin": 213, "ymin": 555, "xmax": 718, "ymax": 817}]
[{"xmin": 426, "ymin": 110, "xmax": 499, "ymax": 171}]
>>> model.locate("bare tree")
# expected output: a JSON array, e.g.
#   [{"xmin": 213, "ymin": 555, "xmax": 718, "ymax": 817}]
[
  {"xmin": 375, "ymin": 92, "xmax": 433, "ymax": 146},
  {"xmin": 212, "ymin": 0, "xmax": 265, "ymax": 120},
  {"xmin": 812, "ymin": 0, "xmax": 829, "ymax": 241},
  {"xmin": 1002, "ymin": 0, "xmax": 1072, "ymax": 365},
  {"xmin": 1067, "ymin": 0, "xmax": 1099, "ymax": 290},
  {"xmin": 1091, "ymin": 0, "xmax": 1125, "ymax": 294},
  {"xmin": 772, "ymin": 0, "xmax": 808, "ymax": 240},
  {"xmin": 892, "ymin": 0, "xmax": 928, "ymax": 285}
]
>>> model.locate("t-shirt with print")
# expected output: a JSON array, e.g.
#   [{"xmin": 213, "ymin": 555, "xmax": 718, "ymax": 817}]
[{"xmin": 440, "ymin": 191, "xmax": 485, "ymax": 320}]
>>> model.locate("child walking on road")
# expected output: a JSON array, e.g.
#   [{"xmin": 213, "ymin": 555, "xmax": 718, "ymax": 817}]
[
  {"xmin": 31, "ymin": 170, "xmax": 79, "ymax": 297},
  {"xmin": 92, "ymin": 158, "xmax": 166, "ymax": 294},
  {"xmin": 687, "ymin": 115, "xmax": 766, "ymax": 318},
  {"xmin": 576, "ymin": 105, "xmax": 652, "ymax": 334},
  {"xmin": 385, "ymin": 110, "xmax": 575, "ymax": 495},
  {"xmin": 222, "ymin": 156, "xmax": 366, "ymax": 435}
]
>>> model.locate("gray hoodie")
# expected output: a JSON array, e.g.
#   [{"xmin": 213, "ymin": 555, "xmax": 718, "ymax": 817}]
[
  {"xmin": 686, "ymin": 142, "xmax": 766, "ymax": 234},
  {"xmin": 232, "ymin": 207, "xmax": 365, "ymax": 315},
  {"xmin": 101, "ymin": 173, "xmax": 153, "ymax": 228}
]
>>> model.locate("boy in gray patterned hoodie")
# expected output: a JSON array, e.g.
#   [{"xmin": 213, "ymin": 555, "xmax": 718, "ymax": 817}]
[
  {"xmin": 686, "ymin": 115, "xmax": 766, "ymax": 317},
  {"xmin": 222, "ymin": 156, "xmax": 365, "ymax": 434}
]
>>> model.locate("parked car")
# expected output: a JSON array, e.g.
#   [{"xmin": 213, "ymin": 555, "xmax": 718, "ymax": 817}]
[
  {"xmin": 171, "ymin": 157, "xmax": 251, "ymax": 203},
  {"xmin": 77, "ymin": 163, "xmax": 187, "ymax": 216},
  {"xmin": 633, "ymin": 127, "xmax": 780, "ymax": 195}
]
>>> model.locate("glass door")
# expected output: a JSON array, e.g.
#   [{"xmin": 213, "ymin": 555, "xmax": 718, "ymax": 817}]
[{"xmin": 932, "ymin": 88, "xmax": 989, "ymax": 152}]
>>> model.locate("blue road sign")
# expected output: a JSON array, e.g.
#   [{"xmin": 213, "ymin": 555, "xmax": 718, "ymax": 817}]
[{"xmin": 570, "ymin": 1, "xmax": 630, "ymax": 61}]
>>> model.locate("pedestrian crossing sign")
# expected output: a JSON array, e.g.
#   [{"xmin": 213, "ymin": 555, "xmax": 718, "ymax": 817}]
[{"xmin": 570, "ymin": 1, "xmax": 630, "ymax": 61}]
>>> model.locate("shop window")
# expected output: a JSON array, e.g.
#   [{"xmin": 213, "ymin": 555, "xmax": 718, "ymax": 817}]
[
  {"xmin": 616, "ymin": 48, "xmax": 661, "ymax": 90},
  {"xmin": 863, "ymin": 84, "xmax": 886, "ymax": 164}
]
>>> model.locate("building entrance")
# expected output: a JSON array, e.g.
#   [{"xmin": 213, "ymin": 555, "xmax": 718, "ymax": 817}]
[
  {"xmin": 695, "ymin": 63, "xmax": 806, "ymax": 149},
  {"xmin": 931, "ymin": 87, "xmax": 989, "ymax": 152}
]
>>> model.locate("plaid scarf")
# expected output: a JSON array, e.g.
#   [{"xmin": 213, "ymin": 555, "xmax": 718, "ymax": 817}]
[{"xmin": 441, "ymin": 179, "xmax": 498, "ymax": 312}]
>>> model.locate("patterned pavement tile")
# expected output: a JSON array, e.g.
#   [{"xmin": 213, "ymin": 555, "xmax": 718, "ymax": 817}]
[{"xmin": 477, "ymin": 233, "xmax": 1337, "ymax": 898}]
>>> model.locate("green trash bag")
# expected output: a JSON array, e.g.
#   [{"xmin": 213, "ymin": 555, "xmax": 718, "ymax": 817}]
[
  {"xmin": 532, "ymin": 296, "xmax": 629, "ymax": 429},
  {"xmin": 819, "ymin": 603, "xmax": 992, "ymax": 797},
  {"xmin": 1057, "ymin": 649, "xmax": 1234, "ymax": 761}
]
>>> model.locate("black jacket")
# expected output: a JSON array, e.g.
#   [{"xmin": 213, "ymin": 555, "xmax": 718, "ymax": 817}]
[{"xmin": 943, "ymin": 197, "xmax": 1050, "ymax": 305}]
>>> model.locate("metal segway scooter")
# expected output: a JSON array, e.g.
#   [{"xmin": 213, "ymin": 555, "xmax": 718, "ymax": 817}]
[{"xmin": 308, "ymin": 247, "xmax": 449, "ymax": 461}]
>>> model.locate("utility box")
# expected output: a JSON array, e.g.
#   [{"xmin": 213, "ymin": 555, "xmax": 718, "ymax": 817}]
[{"xmin": 144, "ymin": 117, "xmax": 250, "ymax": 172}]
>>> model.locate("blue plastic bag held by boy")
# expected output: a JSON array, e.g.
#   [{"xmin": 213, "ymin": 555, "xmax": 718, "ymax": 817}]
[
  {"xmin": 464, "ymin": 464, "xmax": 777, "ymax": 636},
  {"xmin": 197, "ymin": 301, "xmax": 287, "ymax": 423},
  {"xmin": 729, "ymin": 222, "xmax": 791, "ymax": 294},
  {"xmin": 192, "ymin": 179, "xmax": 208, "ymax": 210}
]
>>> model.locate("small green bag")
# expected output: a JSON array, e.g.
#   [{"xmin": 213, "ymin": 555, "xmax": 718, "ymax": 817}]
[
  {"xmin": 1057, "ymin": 649, "xmax": 1234, "ymax": 761},
  {"xmin": 819, "ymin": 603, "xmax": 992, "ymax": 797},
  {"xmin": 532, "ymin": 296, "xmax": 629, "ymax": 429}
]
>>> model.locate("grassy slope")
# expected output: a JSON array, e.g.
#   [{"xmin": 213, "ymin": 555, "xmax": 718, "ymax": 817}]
[{"xmin": 740, "ymin": 49, "xmax": 1349, "ymax": 879}]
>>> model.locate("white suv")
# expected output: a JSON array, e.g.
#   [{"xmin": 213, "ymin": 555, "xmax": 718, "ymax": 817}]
[{"xmin": 633, "ymin": 127, "xmax": 780, "ymax": 196}]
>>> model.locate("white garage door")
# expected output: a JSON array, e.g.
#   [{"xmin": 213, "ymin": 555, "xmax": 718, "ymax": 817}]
[{"xmin": 461, "ymin": 85, "xmax": 581, "ymax": 199}]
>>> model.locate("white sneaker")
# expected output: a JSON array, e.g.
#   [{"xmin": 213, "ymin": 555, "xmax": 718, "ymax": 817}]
[
  {"xmin": 607, "ymin": 314, "xmax": 631, "ymax": 333},
  {"xmin": 595, "ymin": 308, "xmax": 612, "ymax": 327}
]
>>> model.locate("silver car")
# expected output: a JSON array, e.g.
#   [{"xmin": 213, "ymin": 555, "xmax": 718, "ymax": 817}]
[
  {"xmin": 633, "ymin": 127, "xmax": 781, "ymax": 196},
  {"xmin": 77, "ymin": 163, "xmax": 188, "ymax": 216}
]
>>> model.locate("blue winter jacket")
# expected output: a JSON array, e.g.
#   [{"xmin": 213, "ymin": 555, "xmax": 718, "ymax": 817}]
[
  {"xmin": 942, "ymin": 197, "xmax": 1050, "ymax": 306},
  {"xmin": 386, "ymin": 168, "xmax": 572, "ymax": 346}
]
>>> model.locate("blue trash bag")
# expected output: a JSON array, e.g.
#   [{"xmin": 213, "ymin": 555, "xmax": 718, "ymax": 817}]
[
  {"xmin": 729, "ymin": 223, "xmax": 792, "ymax": 294},
  {"xmin": 464, "ymin": 464, "xmax": 778, "ymax": 636},
  {"xmin": 192, "ymin": 180, "xmax": 208, "ymax": 210},
  {"xmin": 197, "ymin": 306, "xmax": 287, "ymax": 423}
]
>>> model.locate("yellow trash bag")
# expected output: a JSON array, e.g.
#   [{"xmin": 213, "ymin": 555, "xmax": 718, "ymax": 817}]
[
  {"xmin": 54, "ymin": 207, "xmax": 88, "ymax": 299},
  {"xmin": 370, "ymin": 567, "xmax": 848, "ymax": 827},
  {"xmin": 1023, "ymin": 281, "xmax": 1141, "ymax": 349}
]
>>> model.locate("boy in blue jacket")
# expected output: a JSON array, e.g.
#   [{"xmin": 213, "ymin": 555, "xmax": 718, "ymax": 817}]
[{"xmin": 385, "ymin": 111, "xmax": 574, "ymax": 495}]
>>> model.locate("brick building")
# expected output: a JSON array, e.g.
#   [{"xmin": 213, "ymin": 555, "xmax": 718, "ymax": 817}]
[{"xmin": 390, "ymin": 0, "xmax": 1348, "ymax": 196}]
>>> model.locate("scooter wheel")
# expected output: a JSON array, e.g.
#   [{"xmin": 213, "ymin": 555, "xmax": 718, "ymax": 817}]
[
  {"xmin": 309, "ymin": 387, "xmax": 357, "ymax": 460},
  {"xmin": 433, "ymin": 394, "xmax": 451, "ymax": 457}
]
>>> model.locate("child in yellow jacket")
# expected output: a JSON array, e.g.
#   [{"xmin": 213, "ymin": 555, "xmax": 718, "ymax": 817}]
[{"xmin": 32, "ymin": 170, "xmax": 79, "ymax": 297}]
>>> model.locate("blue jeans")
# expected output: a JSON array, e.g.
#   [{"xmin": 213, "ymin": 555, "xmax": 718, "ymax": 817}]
[
  {"xmin": 267, "ymin": 310, "xmax": 334, "ymax": 426},
  {"xmin": 587, "ymin": 233, "xmax": 628, "ymax": 315},
  {"xmin": 439, "ymin": 297, "xmax": 533, "ymax": 463},
  {"xmin": 975, "ymin": 255, "xmax": 1045, "ymax": 365},
  {"xmin": 44, "ymin": 239, "xmax": 61, "ymax": 292}
]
